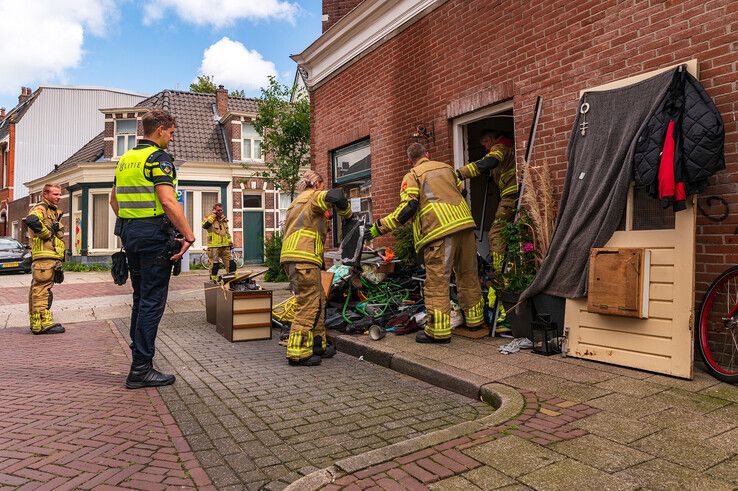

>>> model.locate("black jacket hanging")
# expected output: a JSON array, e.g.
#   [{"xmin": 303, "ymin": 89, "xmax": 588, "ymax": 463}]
[{"xmin": 633, "ymin": 66, "xmax": 725, "ymax": 202}]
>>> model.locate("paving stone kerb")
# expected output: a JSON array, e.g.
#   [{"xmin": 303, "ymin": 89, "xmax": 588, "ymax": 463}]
[
  {"xmin": 115, "ymin": 312, "xmax": 497, "ymax": 489},
  {"xmin": 285, "ymin": 383, "xmax": 523, "ymax": 491}
]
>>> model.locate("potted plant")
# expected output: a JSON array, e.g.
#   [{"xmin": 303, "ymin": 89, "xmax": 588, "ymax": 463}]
[
  {"xmin": 494, "ymin": 211, "xmax": 538, "ymax": 339},
  {"xmin": 520, "ymin": 160, "xmax": 565, "ymax": 335}
]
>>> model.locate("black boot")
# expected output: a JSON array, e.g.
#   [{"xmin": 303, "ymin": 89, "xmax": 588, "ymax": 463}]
[
  {"xmin": 126, "ymin": 357, "xmax": 176, "ymax": 389},
  {"xmin": 33, "ymin": 324, "xmax": 65, "ymax": 335},
  {"xmin": 416, "ymin": 331, "xmax": 451, "ymax": 344},
  {"xmin": 288, "ymin": 355, "xmax": 322, "ymax": 366}
]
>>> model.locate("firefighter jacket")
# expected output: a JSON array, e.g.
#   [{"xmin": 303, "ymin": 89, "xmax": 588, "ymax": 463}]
[
  {"xmin": 377, "ymin": 158, "xmax": 475, "ymax": 252},
  {"xmin": 457, "ymin": 137, "xmax": 517, "ymax": 201},
  {"xmin": 24, "ymin": 199, "xmax": 65, "ymax": 261},
  {"xmin": 114, "ymin": 141, "xmax": 177, "ymax": 219},
  {"xmin": 202, "ymin": 214, "xmax": 232, "ymax": 247},
  {"xmin": 280, "ymin": 189, "xmax": 352, "ymax": 267}
]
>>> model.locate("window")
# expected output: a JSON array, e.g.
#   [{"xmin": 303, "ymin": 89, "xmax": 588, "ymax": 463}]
[
  {"xmin": 2, "ymin": 149, "xmax": 8, "ymax": 188},
  {"xmin": 92, "ymin": 193, "xmax": 109, "ymax": 249},
  {"xmin": 185, "ymin": 191, "xmax": 194, "ymax": 232},
  {"xmin": 242, "ymin": 193, "xmax": 263, "ymax": 209},
  {"xmin": 242, "ymin": 123, "xmax": 263, "ymax": 161},
  {"xmin": 202, "ymin": 192, "xmax": 218, "ymax": 220},
  {"xmin": 11, "ymin": 221, "xmax": 18, "ymax": 240},
  {"xmin": 278, "ymin": 192, "xmax": 292, "ymax": 228},
  {"xmin": 115, "ymin": 119, "xmax": 137, "ymax": 157},
  {"xmin": 332, "ymin": 139, "xmax": 372, "ymax": 243}
]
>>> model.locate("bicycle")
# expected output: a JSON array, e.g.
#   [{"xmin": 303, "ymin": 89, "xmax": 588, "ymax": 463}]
[
  {"xmin": 198, "ymin": 247, "xmax": 245, "ymax": 269},
  {"xmin": 696, "ymin": 265, "xmax": 738, "ymax": 383}
]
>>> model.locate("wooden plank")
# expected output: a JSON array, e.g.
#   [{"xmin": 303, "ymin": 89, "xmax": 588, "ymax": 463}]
[
  {"xmin": 648, "ymin": 300, "xmax": 674, "ymax": 320},
  {"xmin": 233, "ymin": 308, "xmax": 272, "ymax": 314},
  {"xmin": 649, "ymin": 282, "xmax": 674, "ymax": 301},
  {"xmin": 650, "ymin": 266, "xmax": 674, "ymax": 283},
  {"xmin": 578, "ymin": 310, "xmax": 672, "ymax": 336},
  {"xmin": 574, "ymin": 326, "xmax": 672, "ymax": 357},
  {"xmin": 649, "ymin": 248, "xmax": 675, "ymax": 266},
  {"xmin": 570, "ymin": 342, "xmax": 672, "ymax": 374},
  {"xmin": 233, "ymin": 322, "xmax": 272, "ymax": 329}
]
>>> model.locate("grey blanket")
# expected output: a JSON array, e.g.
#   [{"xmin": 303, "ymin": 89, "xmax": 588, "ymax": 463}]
[{"xmin": 522, "ymin": 68, "xmax": 676, "ymax": 301}]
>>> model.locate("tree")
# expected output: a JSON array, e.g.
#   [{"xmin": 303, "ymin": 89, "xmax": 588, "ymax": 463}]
[
  {"xmin": 190, "ymin": 75, "xmax": 245, "ymax": 97},
  {"xmin": 190, "ymin": 75, "xmax": 217, "ymax": 93},
  {"xmin": 252, "ymin": 76, "xmax": 309, "ymax": 198}
]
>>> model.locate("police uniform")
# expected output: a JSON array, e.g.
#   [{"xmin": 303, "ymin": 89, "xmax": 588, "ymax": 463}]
[
  {"xmin": 376, "ymin": 158, "xmax": 485, "ymax": 341},
  {"xmin": 457, "ymin": 137, "xmax": 516, "ymax": 271},
  {"xmin": 202, "ymin": 213, "xmax": 233, "ymax": 280},
  {"xmin": 280, "ymin": 188, "xmax": 351, "ymax": 364},
  {"xmin": 114, "ymin": 140, "xmax": 177, "ymax": 366},
  {"xmin": 23, "ymin": 199, "xmax": 65, "ymax": 333}
]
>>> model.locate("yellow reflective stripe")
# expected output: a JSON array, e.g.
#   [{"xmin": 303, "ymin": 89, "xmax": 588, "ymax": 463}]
[
  {"xmin": 415, "ymin": 217, "xmax": 475, "ymax": 251},
  {"xmin": 465, "ymin": 297, "xmax": 485, "ymax": 327},
  {"xmin": 316, "ymin": 191, "xmax": 328, "ymax": 212},
  {"xmin": 426, "ymin": 309, "xmax": 451, "ymax": 338},
  {"xmin": 338, "ymin": 206, "xmax": 351, "ymax": 218},
  {"xmin": 500, "ymin": 185, "xmax": 518, "ymax": 197},
  {"xmin": 467, "ymin": 163, "xmax": 480, "ymax": 177},
  {"xmin": 487, "ymin": 148, "xmax": 506, "ymax": 161},
  {"xmin": 287, "ymin": 331, "xmax": 314, "ymax": 358}
]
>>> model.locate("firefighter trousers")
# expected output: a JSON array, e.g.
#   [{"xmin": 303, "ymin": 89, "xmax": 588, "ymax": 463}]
[
  {"xmin": 208, "ymin": 246, "xmax": 233, "ymax": 278},
  {"xmin": 284, "ymin": 263, "xmax": 326, "ymax": 360},
  {"xmin": 28, "ymin": 258, "xmax": 61, "ymax": 332},
  {"xmin": 489, "ymin": 195, "xmax": 517, "ymax": 271},
  {"xmin": 423, "ymin": 228, "xmax": 484, "ymax": 339}
]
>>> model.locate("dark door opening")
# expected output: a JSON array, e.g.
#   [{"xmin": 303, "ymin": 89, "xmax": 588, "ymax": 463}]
[{"xmin": 463, "ymin": 109, "xmax": 515, "ymax": 257}]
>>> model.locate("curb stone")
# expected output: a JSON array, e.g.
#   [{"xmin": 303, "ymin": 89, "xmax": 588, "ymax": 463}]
[{"xmin": 284, "ymin": 383, "xmax": 524, "ymax": 490}]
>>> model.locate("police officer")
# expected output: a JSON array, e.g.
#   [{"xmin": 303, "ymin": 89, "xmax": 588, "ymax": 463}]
[
  {"xmin": 370, "ymin": 143, "xmax": 485, "ymax": 343},
  {"xmin": 280, "ymin": 170, "xmax": 352, "ymax": 366},
  {"xmin": 110, "ymin": 109, "xmax": 195, "ymax": 389},
  {"xmin": 23, "ymin": 183, "xmax": 66, "ymax": 334},
  {"xmin": 456, "ymin": 129, "xmax": 516, "ymax": 272},
  {"xmin": 202, "ymin": 203, "xmax": 234, "ymax": 281}
]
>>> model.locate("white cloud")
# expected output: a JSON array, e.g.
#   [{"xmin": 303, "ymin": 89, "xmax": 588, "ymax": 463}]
[
  {"xmin": 197, "ymin": 37, "xmax": 277, "ymax": 93},
  {"xmin": 144, "ymin": 0, "xmax": 298, "ymax": 28},
  {"xmin": 0, "ymin": 0, "xmax": 115, "ymax": 94}
]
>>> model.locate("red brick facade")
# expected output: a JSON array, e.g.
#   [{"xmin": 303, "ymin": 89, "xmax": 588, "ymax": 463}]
[
  {"xmin": 310, "ymin": 0, "xmax": 737, "ymax": 297},
  {"xmin": 322, "ymin": 0, "xmax": 364, "ymax": 32}
]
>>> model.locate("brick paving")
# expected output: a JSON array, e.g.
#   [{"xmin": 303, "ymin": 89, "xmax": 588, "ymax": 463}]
[
  {"xmin": 0, "ymin": 274, "xmax": 207, "ymax": 306},
  {"xmin": 0, "ymin": 321, "xmax": 212, "ymax": 490},
  {"xmin": 113, "ymin": 312, "xmax": 495, "ymax": 490}
]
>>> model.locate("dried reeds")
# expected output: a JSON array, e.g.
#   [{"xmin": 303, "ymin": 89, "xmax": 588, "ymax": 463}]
[{"xmin": 520, "ymin": 160, "xmax": 556, "ymax": 265}]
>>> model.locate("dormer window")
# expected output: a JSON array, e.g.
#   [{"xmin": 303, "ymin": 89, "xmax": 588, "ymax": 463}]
[
  {"xmin": 242, "ymin": 123, "xmax": 263, "ymax": 161},
  {"xmin": 115, "ymin": 119, "xmax": 137, "ymax": 157}
]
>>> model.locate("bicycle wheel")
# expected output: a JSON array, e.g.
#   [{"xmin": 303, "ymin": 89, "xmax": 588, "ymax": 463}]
[
  {"xmin": 233, "ymin": 249, "xmax": 244, "ymax": 268},
  {"xmin": 200, "ymin": 251, "xmax": 210, "ymax": 268},
  {"xmin": 697, "ymin": 265, "xmax": 738, "ymax": 383}
]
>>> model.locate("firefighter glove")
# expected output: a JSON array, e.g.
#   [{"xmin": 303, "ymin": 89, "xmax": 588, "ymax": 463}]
[{"xmin": 369, "ymin": 223, "xmax": 382, "ymax": 239}]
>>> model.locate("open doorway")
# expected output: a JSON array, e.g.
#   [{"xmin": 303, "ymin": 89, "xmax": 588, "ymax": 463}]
[{"xmin": 453, "ymin": 105, "xmax": 515, "ymax": 257}]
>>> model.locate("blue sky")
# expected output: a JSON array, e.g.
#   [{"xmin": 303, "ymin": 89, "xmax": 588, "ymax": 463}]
[{"xmin": 0, "ymin": 0, "xmax": 322, "ymax": 110}]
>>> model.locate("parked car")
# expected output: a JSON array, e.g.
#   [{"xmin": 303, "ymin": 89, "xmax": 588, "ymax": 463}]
[{"xmin": 0, "ymin": 237, "xmax": 32, "ymax": 274}]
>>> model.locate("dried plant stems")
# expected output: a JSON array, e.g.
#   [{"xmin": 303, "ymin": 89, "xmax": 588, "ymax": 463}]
[{"xmin": 520, "ymin": 159, "xmax": 556, "ymax": 264}]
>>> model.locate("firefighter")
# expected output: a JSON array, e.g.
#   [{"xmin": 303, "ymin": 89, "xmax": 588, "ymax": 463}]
[
  {"xmin": 202, "ymin": 203, "xmax": 234, "ymax": 281},
  {"xmin": 280, "ymin": 170, "xmax": 352, "ymax": 366},
  {"xmin": 456, "ymin": 129, "xmax": 516, "ymax": 272},
  {"xmin": 370, "ymin": 143, "xmax": 485, "ymax": 343},
  {"xmin": 23, "ymin": 183, "xmax": 66, "ymax": 334}
]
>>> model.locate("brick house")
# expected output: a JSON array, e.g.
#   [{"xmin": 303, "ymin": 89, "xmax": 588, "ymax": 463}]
[
  {"xmin": 0, "ymin": 86, "xmax": 146, "ymax": 238},
  {"xmin": 26, "ymin": 87, "xmax": 289, "ymax": 263},
  {"xmin": 294, "ymin": 0, "xmax": 737, "ymax": 292}
]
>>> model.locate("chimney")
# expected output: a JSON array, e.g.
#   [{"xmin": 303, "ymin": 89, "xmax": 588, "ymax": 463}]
[
  {"xmin": 18, "ymin": 87, "xmax": 29, "ymax": 104},
  {"xmin": 216, "ymin": 85, "xmax": 228, "ymax": 118},
  {"xmin": 0, "ymin": 108, "xmax": 5, "ymax": 119}
]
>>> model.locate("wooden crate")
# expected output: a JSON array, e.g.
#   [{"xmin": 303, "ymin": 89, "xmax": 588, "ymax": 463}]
[
  {"xmin": 216, "ymin": 289, "xmax": 273, "ymax": 342},
  {"xmin": 204, "ymin": 282, "xmax": 218, "ymax": 325},
  {"xmin": 587, "ymin": 248, "xmax": 650, "ymax": 318}
]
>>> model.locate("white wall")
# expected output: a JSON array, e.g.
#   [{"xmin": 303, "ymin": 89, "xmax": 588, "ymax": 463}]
[{"xmin": 13, "ymin": 87, "xmax": 145, "ymax": 198}]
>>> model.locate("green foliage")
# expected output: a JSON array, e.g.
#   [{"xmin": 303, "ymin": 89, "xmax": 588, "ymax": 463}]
[
  {"xmin": 392, "ymin": 224, "xmax": 416, "ymax": 267},
  {"xmin": 263, "ymin": 231, "xmax": 287, "ymax": 282},
  {"xmin": 62, "ymin": 261, "xmax": 110, "ymax": 272},
  {"xmin": 190, "ymin": 75, "xmax": 217, "ymax": 93},
  {"xmin": 230, "ymin": 89, "xmax": 246, "ymax": 97},
  {"xmin": 252, "ymin": 76, "xmax": 310, "ymax": 198},
  {"xmin": 496, "ymin": 211, "xmax": 538, "ymax": 293}
]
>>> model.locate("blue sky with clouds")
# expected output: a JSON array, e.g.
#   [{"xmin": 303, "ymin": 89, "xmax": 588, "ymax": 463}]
[{"xmin": 0, "ymin": 0, "xmax": 322, "ymax": 110}]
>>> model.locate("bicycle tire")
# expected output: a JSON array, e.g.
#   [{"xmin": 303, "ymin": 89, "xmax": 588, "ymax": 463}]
[
  {"xmin": 697, "ymin": 265, "xmax": 738, "ymax": 383},
  {"xmin": 199, "ymin": 251, "xmax": 210, "ymax": 268}
]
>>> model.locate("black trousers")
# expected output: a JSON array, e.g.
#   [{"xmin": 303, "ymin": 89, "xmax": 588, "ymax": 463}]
[{"xmin": 121, "ymin": 218, "xmax": 172, "ymax": 361}]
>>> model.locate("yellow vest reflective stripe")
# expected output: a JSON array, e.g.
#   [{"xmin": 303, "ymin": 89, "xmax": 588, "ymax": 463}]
[
  {"xmin": 31, "ymin": 236, "xmax": 65, "ymax": 260},
  {"xmin": 412, "ymin": 200, "xmax": 475, "ymax": 251},
  {"xmin": 115, "ymin": 145, "xmax": 177, "ymax": 219},
  {"xmin": 280, "ymin": 229, "xmax": 323, "ymax": 266}
]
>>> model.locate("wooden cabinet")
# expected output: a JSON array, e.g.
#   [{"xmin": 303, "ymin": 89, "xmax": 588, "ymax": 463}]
[
  {"xmin": 204, "ymin": 282, "xmax": 218, "ymax": 325},
  {"xmin": 216, "ymin": 289, "xmax": 273, "ymax": 342}
]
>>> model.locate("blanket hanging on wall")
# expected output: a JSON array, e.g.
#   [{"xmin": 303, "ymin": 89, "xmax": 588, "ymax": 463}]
[{"xmin": 521, "ymin": 68, "xmax": 676, "ymax": 301}]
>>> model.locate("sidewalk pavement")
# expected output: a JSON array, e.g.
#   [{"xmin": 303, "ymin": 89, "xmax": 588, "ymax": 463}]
[
  {"xmin": 286, "ymin": 331, "xmax": 738, "ymax": 490},
  {"xmin": 0, "ymin": 320, "xmax": 213, "ymax": 490}
]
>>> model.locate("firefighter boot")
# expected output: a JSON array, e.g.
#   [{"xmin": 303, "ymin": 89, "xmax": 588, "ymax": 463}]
[
  {"xmin": 313, "ymin": 336, "xmax": 336, "ymax": 358},
  {"xmin": 32, "ymin": 310, "xmax": 65, "ymax": 335},
  {"xmin": 416, "ymin": 331, "xmax": 451, "ymax": 344},
  {"xmin": 126, "ymin": 356, "xmax": 176, "ymax": 389},
  {"xmin": 288, "ymin": 355, "xmax": 322, "ymax": 366}
]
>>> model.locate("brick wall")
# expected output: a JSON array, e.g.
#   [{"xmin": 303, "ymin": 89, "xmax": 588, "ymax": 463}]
[
  {"xmin": 322, "ymin": 0, "xmax": 365, "ymax": 32},
  {"xmin": 310, "ymin": 0, "xmax": 737, "ymax": 299}
]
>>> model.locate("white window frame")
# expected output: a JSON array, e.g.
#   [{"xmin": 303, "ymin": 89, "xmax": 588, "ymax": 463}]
[
  {"xmin": 241, "ymin": 123, "xmax": 264, "ymax": 162},
  {"xmin": 278, "ymin": 192, "xmax": 292, "ymax": 229},
  {"xmin": 242, "ymin": 191, "xmax": 264, "ymax": 211},
  {"xmin": 88, "ymin": 190, "xmax": 117, "ymax": 253},
  {"xmin": 11, "ymin": 220, "xmax": 18, "ymax": 240},
  {"xmin": 114, "ymin": 118, "xmax": 138, "ymax": 158}
]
